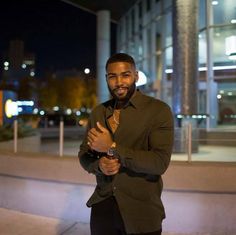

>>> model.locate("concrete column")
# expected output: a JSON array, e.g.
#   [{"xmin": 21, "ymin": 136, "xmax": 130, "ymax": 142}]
[
  {"xmin": 150, "ymin": 20, "xmax": 156, "ymax": 83},
  {"xmin": 206, "ymin": 0, "xmax": 218, "ymax": 129},
  {"xmin": 142, "ymin": 28, "xmax": 148, "ymax": 75},
  {"xmin": 161, "ymin": 14, "xmax": 168, "ymax": 102},
  {"xmin": 97, "ymin": 10, "xmax": 110, "ymax": 103},
  {"xmin": 172, "ymin": 0, "xmax": 199, "ymax": 115}
]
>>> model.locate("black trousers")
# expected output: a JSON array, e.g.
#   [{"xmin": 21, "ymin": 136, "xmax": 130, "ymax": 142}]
[{"xmin": 90, "ymin": 196, "xmax": 162, "ymax": 235}]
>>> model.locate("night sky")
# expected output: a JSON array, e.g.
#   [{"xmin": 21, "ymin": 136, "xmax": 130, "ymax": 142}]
[{"xmin": 0, "ymin": 0, "xmax": 117, "ymax": 76}]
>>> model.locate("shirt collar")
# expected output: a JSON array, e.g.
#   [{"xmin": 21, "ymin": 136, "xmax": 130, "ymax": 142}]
[
  {"xmin": 128, "ymin": 89, "xmax": 144, "ymax": 109},
  {"xmin": 106, "ymin": 89, "xmax": 144, "ymax": 118}
]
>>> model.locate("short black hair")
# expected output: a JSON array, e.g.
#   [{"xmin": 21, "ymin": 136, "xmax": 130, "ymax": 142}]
[{"xmin": 105, "ymin": 53, "xmax": 136, "ymax": 70}]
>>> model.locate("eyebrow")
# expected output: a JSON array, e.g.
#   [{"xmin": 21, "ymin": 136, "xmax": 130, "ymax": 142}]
[{"xmin": 106, "ymin": 71, "xmax": 132, "ymax": 76}]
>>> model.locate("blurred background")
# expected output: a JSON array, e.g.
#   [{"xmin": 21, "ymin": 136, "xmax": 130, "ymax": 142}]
[{"xmin": 0, "ymin": 1, "xmax": 236, "ymax": 235}]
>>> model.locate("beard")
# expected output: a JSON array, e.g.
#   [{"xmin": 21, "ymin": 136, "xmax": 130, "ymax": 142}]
[{"xmin": 108, "ymin": 81, "xmax": 136, "ymax": 104}]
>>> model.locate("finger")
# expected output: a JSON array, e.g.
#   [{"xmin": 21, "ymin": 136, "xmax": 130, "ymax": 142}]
[
  {"xmin": 107, "ymin": 165, "xmax": 120, "ymax": 175},
  {"xmin": 96, "ymin": 122, "xmax": 108, "ymax": 133},
  {"xmin": 104, "ymin": 161, "xmax": 120, "ymax": 171},
  {"xmin": 87, "ymin": 133, "xmax": 95, "ymax": 142},
  {"xmin": 87, "ymin": 136, "xmax": 93, "ymax": 143},
  {"xmin": 89, "ymin": 128, "xmax": 99, "ymax": 137}
]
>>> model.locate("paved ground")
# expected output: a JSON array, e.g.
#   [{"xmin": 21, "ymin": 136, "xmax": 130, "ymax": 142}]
[
  {"xmin": 0, "ymin": 208, "xmax": 232, "ymax": 235},
  {"xmin": 0, "ymin": 208, "xmax": 89, "ymax": 235},
  {"xmin": 1, "ymin": 128, "xmax": 235, "ymax": 235}
]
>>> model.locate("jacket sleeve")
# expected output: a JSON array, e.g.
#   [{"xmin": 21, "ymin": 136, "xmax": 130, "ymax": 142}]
[
  {"xmin": 78, "ymin": 117, "xmax": 103, "ymax": 176},
  {"xmin": 115, "ymin": 105, "xmax": 174, "ymax": 176}
]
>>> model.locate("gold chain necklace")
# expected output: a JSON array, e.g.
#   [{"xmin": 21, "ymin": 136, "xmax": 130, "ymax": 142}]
[{"xmin": 113, "ymin": 109, "xmax": 120, "ymax": 125}]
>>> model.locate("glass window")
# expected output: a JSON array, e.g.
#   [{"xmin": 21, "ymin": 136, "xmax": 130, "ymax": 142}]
[
  {"xmin": 125, "ymin": 16, "xmax": 130, "ymax": 40},
  {"xmin": 131, "ymin": 9, "xmax": 135, "ymax": 35},
  {"xmin": 138, "ymin": 33, "xmax": 143, "ymax": 60},
  {"xmin": 147, "ymin": 27, "xmax": 152, "ymax": 58},
  {"xmin": 164, "ymin": 12, "xmax": 172, "ymax": 48},
  {"xmin": 212, "ymin": 25, "xmax": 236, "ymax": 66},
  {"xmin": 198, "ymin": 30, "xmax": 207, "ymax": 67},
  {"xmin": 146, "ymin": 0, "xmax": 151, "ymax": 12},
  {"xmin": 163, "ymin": 0, "xmax": 172, "ymax": 10},
  {"xmin": 139, "ymin": 1, "xmax": 142, "ymax": 19},
  {"xmin": 154, "ymin": 0, "xmax": 161, "ymax": 16},
  {"xmin": 218, "ymin": 83, "xmax": 236, "ymax": 125},
  {"xmin": 213, "ymin": 0, "xmax": 236, "ymax": 25},
  {"xmin": 199, "ymin": 0, "xmax": 206, "ymax": 29},
  {"xmin": 165, "ymin": 46, "xmax": 173, "ymax": 69}
]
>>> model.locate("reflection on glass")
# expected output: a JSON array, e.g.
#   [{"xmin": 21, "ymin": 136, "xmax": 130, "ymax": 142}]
[
  {"xmin": 199, "ymin": 0, "xmax": 206, "ymax": 29},
  {"xmin": 212, "ymin": 26, "xmax": 236, "ymax": 66},
  {"xmin": 199, "ymin": 30, "xmax": 207, "ymax": 66},
  {"xmin": 213, "ymin": 0, "xmax": 236, "ymax": 25}
]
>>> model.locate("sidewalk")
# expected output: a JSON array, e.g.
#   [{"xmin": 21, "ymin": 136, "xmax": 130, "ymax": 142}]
[
  {"xmin": 0, "ymin": 208, "xmax": 228, "ymax": 235},
  {"xmin": 0, "ymin": 208, "xmax": 89, "ymax": 235}
]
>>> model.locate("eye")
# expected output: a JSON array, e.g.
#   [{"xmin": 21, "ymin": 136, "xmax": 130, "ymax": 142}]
[
  {"xmin": 107, "ymin": 75, "xmax": 116, "ymax": 80},
  {"xmin": 122, "ymin": 73, "xmax": 131, "ymax": 78}
]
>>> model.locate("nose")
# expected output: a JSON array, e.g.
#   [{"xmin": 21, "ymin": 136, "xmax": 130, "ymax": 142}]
[
  {"xmin": 115, "ymin": 75, "xmax": 124, "ymax": 86},
  {"xmin": 116, "ymin": 76, "xmax": 122, "ymax": 85}
]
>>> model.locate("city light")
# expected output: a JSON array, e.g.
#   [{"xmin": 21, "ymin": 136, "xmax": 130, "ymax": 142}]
[
  {"xmin": 53, "ymin": 106, "xmax": 59, "ymax": 111},
  {"xmin": 176, "ymin": 114, "xmax": 207, "ymax": 119},
  {"xmin": 66, "ymin": 109, "xmax": 72, "ymax": 115},
  {"xmin": 84, "ymin": 68, "xmax": 90, "ymax": 74},
  {"xmin": 165, "ymin": 65, "xmax": 236, "ymax": 73},
  {"xmin": 22, "ymin": 64, "xmax": 26, "ymax": 69},
  {"xmin": 39, "ymin": 110, "xmax": 45, "ymax": 115},
  {"xmin": 18, "ymin": 107, "xmax": 23, "ymax": 112},
  {"xmin": 212, "ymin": 1, "xmax": 218, "ymax": 5},
  {"xmin": 33, "ymin": 108, "xmax": 39, "ymax": 114},
  {"xmin": 5, "ymin": 99, "xmax": 18, "ymax": 118},
  {"xmin": 4, "ymin": 61, "xmax": 9, "ymax": 66},
  {"xmin": 76, "ymin": 111, "xmax": 81, "ymax": 116},
  {"xmin": 16, "ymin": 101, "xmax": 34, "ymax": 106}
]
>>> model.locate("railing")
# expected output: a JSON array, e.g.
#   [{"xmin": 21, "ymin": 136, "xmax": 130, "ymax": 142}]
[{"xmin": 0, "ymin": 120, "xmax": 236, "ymax": 162}]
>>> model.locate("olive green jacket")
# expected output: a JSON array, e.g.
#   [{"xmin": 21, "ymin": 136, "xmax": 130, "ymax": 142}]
[{"xmin": 78, "ymin": 90, "xmax": 174, "ymax": 234}]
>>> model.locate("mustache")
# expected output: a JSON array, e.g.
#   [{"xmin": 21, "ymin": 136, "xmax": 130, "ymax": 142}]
[{"xmin": 113, "ymin": 85, "xmax": 129, "ymax": 91}]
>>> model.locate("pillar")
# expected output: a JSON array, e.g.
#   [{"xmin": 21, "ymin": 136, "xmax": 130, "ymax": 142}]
[
  {"xmin": 172, "ymin": 0, "xmax": 199, "ymax": 153},
  {"xmin": 96, "ymin": 10, "xmax": 110, "ymax": 103},
  {"xmin": 172, "ymin": 0, "xmax": 199, "ymax": 116},
  {"xmin": 206, "ymin": 0, "xmax": 218, "ymax": 129}
]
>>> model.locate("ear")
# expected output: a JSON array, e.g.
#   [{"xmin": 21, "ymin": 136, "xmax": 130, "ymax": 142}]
[{"xmin": 135, "ymin": 71, "xmax": 139, "ymax": 83}]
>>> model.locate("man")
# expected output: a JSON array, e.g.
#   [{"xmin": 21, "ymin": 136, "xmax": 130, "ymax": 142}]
[{"xmin": 78, "ymin": 53, "xmax": 174, "ymax": 235}]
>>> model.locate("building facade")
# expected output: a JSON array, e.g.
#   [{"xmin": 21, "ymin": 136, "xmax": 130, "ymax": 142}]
[
  {"xmin": 2, "ymin": 39, "xmax": 36, "ymax": 88},
  {"xmin": 116, "ymin": 0, "xmax": 236, "ymax": 128}
]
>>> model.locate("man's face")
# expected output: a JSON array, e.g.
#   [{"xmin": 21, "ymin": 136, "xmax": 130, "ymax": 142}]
[{"xmin": 106, "ymin": 62, "xmax": 138, "ymax": 101}]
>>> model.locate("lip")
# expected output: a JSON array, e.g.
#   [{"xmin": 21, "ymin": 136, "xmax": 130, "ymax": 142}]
[{"xmin": 115, "ymin": 87, "xmax": 128, "ymax": 95}]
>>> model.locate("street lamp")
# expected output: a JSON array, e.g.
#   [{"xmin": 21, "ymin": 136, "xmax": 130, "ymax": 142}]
[{"xmin": 84, "ymin": 68, "xmax": 90, "ymax": 74}]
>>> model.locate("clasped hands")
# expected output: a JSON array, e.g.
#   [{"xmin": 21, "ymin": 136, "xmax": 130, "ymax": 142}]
[{"xmin": 87, "ymin": 122, "xmax": 120, "ymax": 176}]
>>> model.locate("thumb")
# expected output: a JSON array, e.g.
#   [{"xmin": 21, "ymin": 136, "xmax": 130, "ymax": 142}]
[{"xmin": 96, "ymin": 122, "xmax": 108, "ymax": 133}]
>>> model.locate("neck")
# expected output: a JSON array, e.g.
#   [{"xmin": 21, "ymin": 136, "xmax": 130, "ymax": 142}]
[
  {"xmin": 115, "ymin": 100, "xmax": 126, "ymax": 109},
  {"xmin": 115, "ymin": 90, "xmax": 137, "ymax": 109}
]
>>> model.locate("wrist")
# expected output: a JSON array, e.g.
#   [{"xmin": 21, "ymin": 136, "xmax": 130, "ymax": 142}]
[{"xmin": 107, "ymin": 142, "xmax": 116, "ymax": 157}]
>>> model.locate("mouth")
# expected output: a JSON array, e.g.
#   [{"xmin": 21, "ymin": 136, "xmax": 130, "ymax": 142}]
[{"xmin": 114, "ymin": 87, "xmax": 128, "ymax": 96}]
